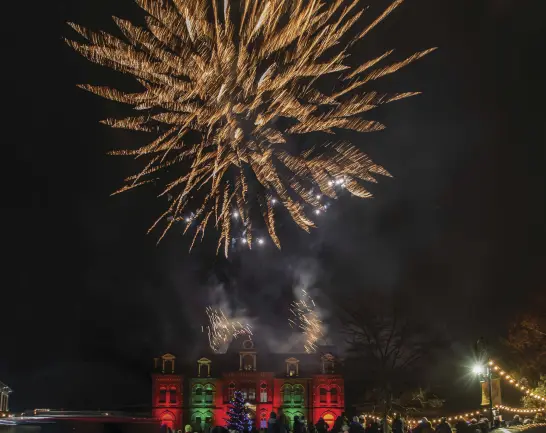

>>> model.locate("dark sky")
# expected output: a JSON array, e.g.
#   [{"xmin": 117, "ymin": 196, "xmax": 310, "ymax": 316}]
[{"xmin": 2, "ymin": 0, "xmax": 545, "ymax": 413}]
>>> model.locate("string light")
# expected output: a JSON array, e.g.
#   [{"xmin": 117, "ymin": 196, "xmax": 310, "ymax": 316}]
[
  {"xmin": 497, "ymin": 405, "xmax": 546, "ymax": 414},
  {"xmin": 360, "ymin": 414, "xmax": 384, "ymax": 422},
  {"xmin": 360, "ymin": 408, "xmax": 494, "ymax": 425},
  {"xmin": 357, "ymin": 359, "xmax": 546, "ymax": 428},
  {"xmin": 488, "ymin": 360, "xmax": 546, "ymax": 404},
  {"xmin": 393, "ymin": 409, "xmax": 487, "ymax": 426},
  {"xmin": 407, "ymin": 359, "xmax": 546, "ymax": 426}
]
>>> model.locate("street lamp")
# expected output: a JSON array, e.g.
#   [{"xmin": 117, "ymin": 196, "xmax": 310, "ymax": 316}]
[
  {"xmin": 472, "ymin": 363, "xmax": 494, "ymax": 425},
  {"xmin": 472, "ymin": 364, "xmax": 485, "ymax": 375}
]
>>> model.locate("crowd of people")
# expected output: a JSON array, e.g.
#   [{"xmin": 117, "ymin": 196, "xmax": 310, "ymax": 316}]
[{"xmin": 163, "ymin": 411, "xmax": 545, "ymax": 433}]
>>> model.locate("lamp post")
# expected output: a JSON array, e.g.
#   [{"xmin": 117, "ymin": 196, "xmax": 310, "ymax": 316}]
[{"xmin": 472, "ymin": 363, "xmax": 494, "ymax": 425}]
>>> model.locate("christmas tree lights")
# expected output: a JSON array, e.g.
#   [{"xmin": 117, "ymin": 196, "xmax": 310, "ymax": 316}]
[{"xmin": 226, "ymin": 390, "xmax": 252, "ymax": 433}]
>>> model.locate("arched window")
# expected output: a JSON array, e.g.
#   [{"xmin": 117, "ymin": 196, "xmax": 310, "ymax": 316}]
[
  {"xmin": 321, "ymin": 353, "xmax": 335, "ymax": 374},
  {"xmin": 260, "ymin": 383, "xmax": 268, "ymax": 403},
  {"xmin": 160, "ymin": 411, "xmax": 175, "ymax": 429},
  {"xmin": 322, "ymin": 412, "xmax": 335, "ymax": 429},
  {"xmin": 319, "ymin": 387, "xmax": 327, "ymax": 404},
  {"xmin": 282, "ymin": 385, "xmax": 292, "ymax": 404},
  {"xmin": 330, "ymin": 387, "xmax": 338, "ymax": 404},
  {"xmin": 242, "ymin": 355, "xmax": 254, "ymax": 371},
  {"xmin": 169, "ymin": 386, "xmax": 177, "ymax": 403},
  {"xmin": 260, "ymin": 410, "xmax": 268, "ymax": 429},
  {"xmin": 292, "ymin": 412, "xmax": 304, "ymax": 429},
  {"xmin": 285, "ymin": 358, "xmax": 299, "ymax": 377},
  {"xmin": 205, "ymin": 385, "xmax": 214, "ymax": 404},
  {"xmin": 228, "ymin": 383, "xmax": 236, "ymax": 401},
  {"xmin": 194, "ymin": 385, "xmax": 203, "ymax": 403},
  {"xmin": 198, "ymin": 358, "xmax": 212, "ymax": 378},
  {"xmin": 159, "ymin": 386, "xmax": 167, "ymax": 403},
  {"xmin": 247, "ymin": 383, "xmax": 256, "ymax": 401},
  {"xmin": 293, "ymin": 385, "xmax": 304, "ymax": 405}
]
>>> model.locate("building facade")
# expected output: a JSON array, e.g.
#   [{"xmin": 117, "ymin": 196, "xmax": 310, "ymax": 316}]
[
  {"xmin": 0, "ymin": 380, "xmax": 12, "ymax": 416},
  {"xmin": 151, "ymin": 340, "xmax": 344, "ymax": 431},
  {"xmin": 152, "ymin": 353, "xmax": 184, "ymax": 430}
]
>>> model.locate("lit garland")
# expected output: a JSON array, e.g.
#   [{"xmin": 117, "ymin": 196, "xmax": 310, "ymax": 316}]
[
  {"xmin": 360, "ymin": 413, "xmax": 384, "ymax": 422},
  {"xmin": 361, "ymin": 410, "xmax": 489, "ymax": 426},
  {"xmin": 429, "ymin": 410, "xmax": 489, "ymax": 424},
  {"xmin": 363, "ymin": 406, "xmax": 545, "ymax": 426},
  {"xmin": 418, "ymin": 407, "xmax": 545, "ymax": 425},
  {"xmin": 225, "ymin": 390, "xmax": 252, "ymax": 433},
  {"xmin": 496, "ymin": 405, "xmax": 545, "ymax": 414},
  {"xmin": 358, "ymin": 358, "xmax": 546, "ymax": 427},
  {"xmin": 488, "ymin": 360, "xmax": 546, "ymax": 404}
]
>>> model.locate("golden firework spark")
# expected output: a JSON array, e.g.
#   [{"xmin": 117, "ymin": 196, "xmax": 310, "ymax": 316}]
[
  {"xmin": 67, "ymin": 0, "xmax": 435, "ymax": 255},
  {"xmin": 289, "ymin": 289, "xmax": 323, "ymax": 353},
  {"xmin": 205, "ymin": 306, "xmax": 252, "ymax": 353}
]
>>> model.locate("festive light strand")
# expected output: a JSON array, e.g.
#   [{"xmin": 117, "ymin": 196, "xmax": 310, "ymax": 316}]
[
  {"xmin": 497, "ymin": 405, "xmax": 545, "ymax": 414},
  {"xmin": 359, "ymin": 358, "xmax": 546, "ymax": 427},
  {"xmin": 429, "ymin": 409, "xmax": 489, "ymax": 425},
  {"xmin": 488, "ymin": 360, "xmax": 546, "ymax": 404},
  {"xmin": 409, "ymin": 407, "xmax": 545, "ymax": 425},
  {"xmin": 66, "ymin": 0, "xmax": 435, "ymax": 255},
  {"xmin": 360, "ymin": 410, "xmax": 488, "ymax": 426}
]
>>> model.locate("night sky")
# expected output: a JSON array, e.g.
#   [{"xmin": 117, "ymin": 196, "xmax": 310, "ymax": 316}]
[{"xmin": 3, "ymin": 0, "xmax": 545, "ymax": 414}]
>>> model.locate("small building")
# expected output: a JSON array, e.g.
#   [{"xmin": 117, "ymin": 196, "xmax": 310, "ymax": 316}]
[{"xmin": 152, "ymin": 340, "xmax": 345, "ymax": 430}]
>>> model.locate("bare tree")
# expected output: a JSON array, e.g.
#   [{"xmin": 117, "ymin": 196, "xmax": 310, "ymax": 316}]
[{"xmin": 341, "ymin": 293, "xmax": 445, "ymax": 419}]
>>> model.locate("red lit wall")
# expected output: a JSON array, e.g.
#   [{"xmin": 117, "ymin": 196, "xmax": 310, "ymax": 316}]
[
  {"xmin": 152, "ymin": 373, "xmax": 184, "ymax": 429},
  {"xmin": 311, "ymin": 375, "xmax": 345, "ymax": 429}
]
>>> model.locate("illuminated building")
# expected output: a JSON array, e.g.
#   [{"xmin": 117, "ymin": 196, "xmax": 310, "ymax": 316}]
[
  {"xmin": 0, "ymin": 380, "xmax": 12, "ymax": 416},
  {"xmin": 152, "ymin": 340, "xmax": 344, "ymax": 430},
  {"xmin": 152, "ymin": 353, "xmax": 184, "ymax": 430}
]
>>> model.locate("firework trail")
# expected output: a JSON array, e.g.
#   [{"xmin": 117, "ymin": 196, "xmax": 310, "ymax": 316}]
[
  {"xmin": 204, "ymin": 306, "xmax": 252, "ymax": 353},
  {"xmin": 67, "ymin": 0, "xmax": 435, "ymax": 255},
  {"xmin": 289, "ymin": 290, "xmax": 323, "ymax": 353}
]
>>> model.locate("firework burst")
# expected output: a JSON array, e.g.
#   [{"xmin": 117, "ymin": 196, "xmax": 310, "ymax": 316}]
[
  {"xmin": 204, "ymin": 306, "xmax": 252, "ymax": 353},
  {"xmin": 289, "ymin": 289, "xmax": 323, "ymax": 353},
  {"xmin": 67, "ymin": 0, "xmax": 435, "ymax": 255}
]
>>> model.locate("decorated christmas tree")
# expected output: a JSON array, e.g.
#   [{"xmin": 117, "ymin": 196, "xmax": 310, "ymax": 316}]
[{"xmin": 225, "ymin": 390, "xmax": 252, "ymax": 433}]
